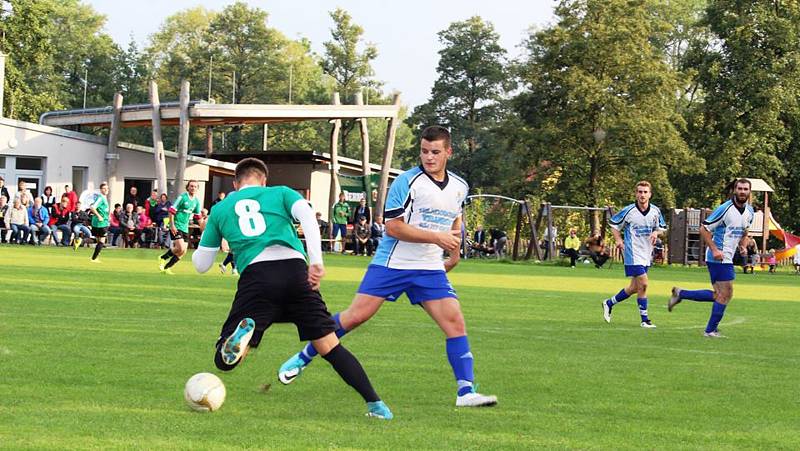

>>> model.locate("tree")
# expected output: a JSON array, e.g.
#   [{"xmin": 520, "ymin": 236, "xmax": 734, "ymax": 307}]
[
  {"xmin": 321, "ymin": 8, "xmax": 379, "ymax": 158},
  {"xmin": 679, "ymin": 0, "xmax": 800, "ymax": 229},
  {"xmin": 406, "ymin": 16, "xmax": 510, "ymax": 187},
  {"xmin": 515, "ymin": 0, "xmax": 700, "ymax": 219}
]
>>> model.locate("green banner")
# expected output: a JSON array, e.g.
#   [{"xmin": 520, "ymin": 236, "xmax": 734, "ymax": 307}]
[{"xmin": 338, "ymin": 173, "xmax": 381, "ymax": 209}]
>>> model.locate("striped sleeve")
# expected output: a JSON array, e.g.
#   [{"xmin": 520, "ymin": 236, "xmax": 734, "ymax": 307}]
[
  {"xmin": 702, "ymin": 202, "xmax": 730, "ymax": 231},
  {"xmin": 608, "ymin": 205, "xmax": 633, "ymax": 230},
  {"xmin": 383, "ymin": 173, "xmax": 413, "ymax": 220}
]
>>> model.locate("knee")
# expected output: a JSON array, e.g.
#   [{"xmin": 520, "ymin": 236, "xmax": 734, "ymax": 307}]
[{"xmin": 343, "ymin": 309, "xmax": 370, "ymax": 329}]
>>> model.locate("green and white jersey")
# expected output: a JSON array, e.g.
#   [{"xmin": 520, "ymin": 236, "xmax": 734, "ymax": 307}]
[
  {"xmin": 199, "ymin": 185, "xmax": 306, "ymax": 272},
  {"xmin": 91, "ymin": 194, "xmax": 109, "ymax": 228},
  {"xmin": 171, "ymin": 192, "xmax": 201, "ymax": 233}
]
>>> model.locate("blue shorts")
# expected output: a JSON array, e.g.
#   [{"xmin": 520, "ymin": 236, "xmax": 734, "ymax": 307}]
[
  {"xmin": 357, "ymin": 264, "xmax": 458, "ymax": 304},
  {"xmin": 707, "ymin": 262, "xmax": 735, "ymax": 284},
  {"xmin": 624, "ymin": 265, "xmax": 649, "ymax": 277}
]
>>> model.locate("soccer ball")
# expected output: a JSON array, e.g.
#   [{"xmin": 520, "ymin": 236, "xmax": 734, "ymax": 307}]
[{"xmin": 184, "ymin": 372, "xmax": 226, "ymax": 412}]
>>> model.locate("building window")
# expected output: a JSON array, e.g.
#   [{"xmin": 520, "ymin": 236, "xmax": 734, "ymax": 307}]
[
  {"xmin": 16, "ymin": 157, "xmax": 43, "ymax": 170},
  {"xmin": 0, "ymin": 156, "xmax": 5, "ymax": 168},
  {"xmin": 72, "ymin": 166, "xmax": 88, "ymax": 193}
]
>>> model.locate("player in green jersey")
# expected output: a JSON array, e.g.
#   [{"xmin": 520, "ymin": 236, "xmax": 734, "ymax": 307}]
[
  {"xmin": 158, "ymin": 180, "xmax": 201, "ymax": 274},
  {"xmin": 191, "ymin": 157, "xmax": 392, "ymax": 420},
  {"xmin": 88, "ymin": 182, "xmax": 110, "ymax": 263}
]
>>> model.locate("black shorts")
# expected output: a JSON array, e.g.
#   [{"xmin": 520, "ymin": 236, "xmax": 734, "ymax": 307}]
[
  {"xmin": 92, "ymin": 227, "xmax": 108, "ymax": 238},
  {"xmin": 170, "ymin": 229, "xmax": 189, "ymax": 241},
  {"xmin": 217, "ymin": 259, "xmax": 337, "ymax": 347}
]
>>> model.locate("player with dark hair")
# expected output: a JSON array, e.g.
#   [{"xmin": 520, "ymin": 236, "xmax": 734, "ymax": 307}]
[
  {"xmin": 159, "ymin": 180, "xmax": 201, "ymax": 274},
  {"xmin": 279, "ymin": 125, "xmax": 498, "ymax": 408},
  {"xmin": 89, "ymin": 183, "xmax": 110, "ymax": 263},
  {"xmin": 192, "ymin": 157, "xmax": 392, "ymax": 419},
  {"xmin": 668, "ymin": 178, "xmax": 754, "ymax": 337},
  {"xmin": 601, "ymin": 181, "xmax": 667, "ymax": 328}
]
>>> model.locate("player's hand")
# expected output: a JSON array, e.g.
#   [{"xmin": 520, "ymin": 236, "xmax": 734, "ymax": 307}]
[
  {"xmin": 308, "ymin": 263, "xmax": 325, "ymax": 291},
  {"xmin": 616, "ymin": 241, "xmax": 625, "ymax": 253},
  {"xmin": 435, "ymin": 230, "xmax": 462, "ymax": 252},
  {"xmin": 170, "ymin": 225, "xmax": 177, "ymax": 235},
  {"xmin": 444, "ymin": 252, "xmax": 460, "ymax": 273},
  {"xmin": 712, "ymin": 248, "xmax": 724, "ymax": 261},
  {"xmin": 649, "ymin": 233, "xmax": 658, "ymax": 246},
  {"xmin": 738, "ymin": 245, "xmax": 747, "ymax": 256}
]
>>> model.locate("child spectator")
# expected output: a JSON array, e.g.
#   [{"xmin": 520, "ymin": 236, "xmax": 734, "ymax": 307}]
[
  {"xmin": 109, "ymin": 204, "xmax": 123, "ymax": 246},
  {"xmin": 766, "ymin": 249, "xmax": 777, "ymax": 274}
]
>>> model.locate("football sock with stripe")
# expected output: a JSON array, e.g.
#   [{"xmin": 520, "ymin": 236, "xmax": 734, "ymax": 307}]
[
  {"xmin": 679, "ymin": 289, "xmax": 715, "ymax": 302},
  {"xmin": 446, "ymin": 335, "xmax": 475, "ymax": 396},
  {"xmin": 637, "ymin": 298, "xmax": 649, "ymax": 322},
  {"xmin": 322, "ymin": 344, "xmax": 379, "ymax": 403},
  {"xmin": 164, "ymin": 255, "xmax": 180, "ymax": 269},
  {"xmin": 705, "ymin": 302, "xmax": 727, "ymax": 333},
  {"xmin": 91, "ymin": 242, "xmax": 104, "ymax": 260},
  {"xmin": 607, "ymin": 288, "xmax": 630, "ymax": 306},
  {"xmin": 300, "ymin": 313, "xmax": 347, "ymax": 363}
]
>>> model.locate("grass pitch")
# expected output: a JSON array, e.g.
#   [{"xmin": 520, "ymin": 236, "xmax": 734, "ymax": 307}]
[{"xmin": 1, "ymin": 246, "xmax": 798, "ymax": 450}]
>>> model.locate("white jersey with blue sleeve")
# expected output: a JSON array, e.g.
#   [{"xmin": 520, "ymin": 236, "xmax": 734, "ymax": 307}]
[
  {"xmin": 703, "ymin": 200, "xmax": 754, "ymax": 264},
  {"xmin": 609, "ymin": 203, "xmax": 667, "ymax": 266},
  {"xmin": 371, "ymin": 166, "xmax": 469, "ymax": 270}
]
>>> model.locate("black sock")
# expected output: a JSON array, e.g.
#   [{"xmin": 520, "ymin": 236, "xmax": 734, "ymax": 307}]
[
  {"xmin": 164, "ymin": 255, "xmax": 180, "ymax": 269},
  {"xmin": 161, "ymin": 249, "xmax": 174, "ymax": 260},
  {"xmin": 92, "ymin": 242, "xmax": 104, "ymax": 260},
  {"xmin": 322, "ymin": 344, "xmax": 379, "ymax": 403}
]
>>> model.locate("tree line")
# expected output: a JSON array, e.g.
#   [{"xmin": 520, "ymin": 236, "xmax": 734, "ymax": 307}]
[{"xmin": 2, "ymin": 0, "xmax": 799, "ymax": 230}]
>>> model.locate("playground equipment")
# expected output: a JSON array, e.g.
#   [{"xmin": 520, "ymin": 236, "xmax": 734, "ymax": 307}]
[
  {"xmin": 536, "ymin": 203, "xmax": 611, "ymax": 261},
  {"xmin": 463, "ymin": 194, "xmax": 538, "ymax": 261}
]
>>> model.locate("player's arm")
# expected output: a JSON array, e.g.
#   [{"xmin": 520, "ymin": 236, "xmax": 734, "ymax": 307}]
[
  {"xmin": 611, "ymin": 227, "xmax": 624, "ymax": 252},
  {"xmin": 385, "ymin": 217, "xmax": 461, "ymax": 252},
  {"xmin": 192, "ymin": 214, "xmax": 221, "ymax": 273},
  {"xmin": 444, "ymin": 215, "xmax": 463, "ymax": 272},
  {"xmin": 738, "ymin": 230, "xmax": 750, "ymax": 255},
  {"xmin": 291, "ymin": 199, "xmax": 324, "ymax": 290},
  {"xmin": 168, "ymin": 197, "xmax": 180, "ymax": 233}
]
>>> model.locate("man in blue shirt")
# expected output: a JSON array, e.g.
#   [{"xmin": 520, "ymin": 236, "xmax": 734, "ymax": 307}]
[
  {"xmin": 668, "ymin": 179, "xmax": 754, "ymax": 338},
  {"xmin": 602, "ymin": 181, "xmax": 667, "ymax": 328}
]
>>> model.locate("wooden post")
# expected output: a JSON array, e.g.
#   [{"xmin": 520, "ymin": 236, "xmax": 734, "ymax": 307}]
[
  {"xmin": 699, "ymin": 208, "xmax": 709, "ymax": 266},
  {"xmin": 355, "ymin": 91, "xmax": 371, "ymax": 205},
  {"xmin": 546, "ymin": 203, "xmax": 554, "ymax": 260},
  {"xmin": 262, "ymin": 124, "xmax": 269, "ymax": 151},
  {"xmin": 512, "ymin": 202, "xmax": 523, "ymax": 260},
  {"xmin": 762, "ymin": 192, "xmax": 770, "ymax": 256},
  {"xmin": 524, "ymin": 201, "xmax": 540, "ymax": 261},
  {"xmin": 105, "ymin": 92, "xmax": 123, "ymax": 202},
  {"xmin": 375, "ymin": 93, "xmax": 401, "ymax": 219},
  {"xmin": 328, "ymin": 92, "xmax": 342, "ymax": 227},
  {"xmin": 149, "ymin": 81, "xmax": 168, "ymax": 196},
  {"xmin": 175, "ymin": 80, "xmax": 190, "ymax": 199},
  {"xmin": 205, "ymin": 126, "xmax": 213, "ymax": 157}
]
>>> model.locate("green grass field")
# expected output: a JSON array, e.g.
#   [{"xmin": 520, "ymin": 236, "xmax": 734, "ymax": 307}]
[{"xmin": 1, "ymin": 246, "xmax": 799, "ymax": 450}]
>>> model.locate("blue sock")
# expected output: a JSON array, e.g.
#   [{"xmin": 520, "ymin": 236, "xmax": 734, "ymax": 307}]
[
  {"xmin": 300, "ymin": 313, "xmax": 347, "ymax": 362},
  {"xmin": 705, "ymin": 302, "xmax": 727, "ymax": 333},
  {"xmin": 608, "ymin": 288, "xmax": 630, "ymax": 306},
  {"xmin": 680, "ymin": 289, "xmax": 715, "ymax": 302},
  {"xmin": 637, "ymin": 298, "xmax": 649, "ymax": 322},
  {"xmin": 446, "ymin": 336, "xmax": 474, "ymax": 396}
]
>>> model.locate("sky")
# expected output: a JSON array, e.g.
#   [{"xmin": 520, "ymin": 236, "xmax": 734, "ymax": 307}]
[{"xmin": 84, "ymin": 0, "xmax": 556, "ymax": 109}]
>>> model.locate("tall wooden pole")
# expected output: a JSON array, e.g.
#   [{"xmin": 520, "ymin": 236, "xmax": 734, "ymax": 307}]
[
  {"xmin": 375, "ymin": 93, "xmax": 401, "ymax": 219},
  {"xmin": 355, "ymin": 91, "xmax": 371, "ymax": 205},
  {"xmin": 328, "ymin": 92, "xmax": 342, "ymax": 224},
  {"xmin": 175, "ymin": 80, "xmax": 190, "ymax": 199},
  {"xmin": 149, "ymin": 81, "xmax": 168, "ymax": 196},
  {"xmin": 205, "ymin": 127, "xmax": 214, "ymax": 158},
  {"xmin": 105, "ymin": 92, "xmax": 123, "ymax": 202}
]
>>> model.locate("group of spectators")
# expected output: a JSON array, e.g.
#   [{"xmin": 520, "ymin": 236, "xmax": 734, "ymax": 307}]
[
  {"xmin": 469, "ymin": 225, "xmax": 508, "ymax": 258},
  {"xmin": 735, "ymin": 236, "xmax": 783, "ymax": 274},
  {"xmin": 0, "ymin": 179, "xmax": 189, "ymax": 249},
  {"xmin": 319, "ymin": 193, "xmax": 385, "ymax": 256}
]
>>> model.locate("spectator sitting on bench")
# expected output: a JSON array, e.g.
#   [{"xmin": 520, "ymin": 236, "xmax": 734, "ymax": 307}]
[
  {"xmin": 490, "ymin": 228, "xmax": 508, "ymax": 258},
  {"xmin": 586, "ymin": 233, "xmax": 610, "ymax": 268},
  {"xmin": 28, "ymin": 196, "xmax": 51, "ymax": 245},
  {"xmin": 7, "ymin": 197, "xmax": 30, "ymax": 244},
  {"xmin": 51, "ymin": 197, "xmax": 73, "ymax": 246},
  {"xmin": 70, "ymin": 201, "xmax": 93, "ymax": 248},
  {"xmin": 563, "ymin": 228, "xmax": 581, "ymax": 268}
]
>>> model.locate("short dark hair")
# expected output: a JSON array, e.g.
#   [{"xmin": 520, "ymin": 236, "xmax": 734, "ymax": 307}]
[
  {"xmin": 735, "ymin": 178, "xmax": 752, "ymax": 189},
  {"xmin": 421, "ymin": 125, "xmax": 451, "ymax": 148},
  {"xmin": 100, "ymin": 182, "xmax": 108, "ymax": 189},
  {"xmin": 185, "ymin": 179, "xmax": 198, "ymax": 189},
  {"xmin": 114, "ymin": 203, "xmax": 121, "ymax": 208},
  {"xmin": 235, "ymin": 157, "xmax": 269, "ymax": 183}
]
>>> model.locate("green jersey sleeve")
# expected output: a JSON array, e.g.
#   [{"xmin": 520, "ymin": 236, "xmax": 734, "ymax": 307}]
[
  {"xmin": 198, "ymin": 213, "xmax": 222, "ymax": 248},
  {"xmin": 282, "ymin": 186, "xmax": 304, "ymax": 217}
]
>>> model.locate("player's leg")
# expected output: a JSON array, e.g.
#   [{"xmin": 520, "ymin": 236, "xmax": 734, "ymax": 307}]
[
  {"xmin": 669, "ymin": 263, "xmax": 721, "ymax": 311},
  {"xmin": 279, "ymin": 293, "xmax": 385, "ymax": 384},
  {"xmin": 90, "ymin": 228, "xmax": 107, "ymax": 262},
  {"xmin": 704, "ymin": 280, "xmax": 732, "ymax": 337},
  {"xmin": 161, "ymin": 233, "xmax": 186, "ymax": 272},
  {"xmin": 310, "ymin": 332, "xmax": 392, "ymax": 419},
  {"xmin": 634, "ymin": 273, "xmax": 655, "ymax": 328},
  {"xmin": 602, "ymin": 269, "xmax": 637, "ymax": 323},
  {"xmin": 421, "ymin": 296, "xmax": 497, "ymax": 407}
]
